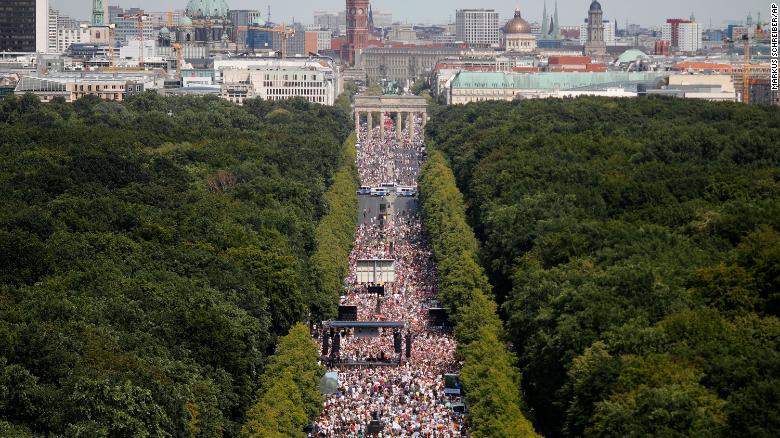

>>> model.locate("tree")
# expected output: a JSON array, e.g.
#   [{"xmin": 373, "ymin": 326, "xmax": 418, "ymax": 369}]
[{"xmin": 242, "ymin": 324, "xmax": 323, "ymax": 437}]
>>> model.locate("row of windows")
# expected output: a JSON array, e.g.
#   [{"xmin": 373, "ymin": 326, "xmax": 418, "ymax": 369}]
[
  {"xmin": 262, "ymin": 73, "xmax": 319, "ymax": 81},
  {"xmin": 266, "ymin": 88, "xmax": 326, "ymax": 96},
  {"xmin": 72, "ymin": 92, "xmax": 125, "ymax": 100},
  {"xmin": 260, "ymin": 81, "xmax": 324, "ymax": 88},
  {"xmin": 266, "ymin": 96, "xmax": 327, "ymax": 103},
  {"xmin": 507, "ymin": 40, "xmax": 535, "ymax": 48},
  {"xmin": 76, "ymin": 84, "xmax": 125, "ymax": 92}
]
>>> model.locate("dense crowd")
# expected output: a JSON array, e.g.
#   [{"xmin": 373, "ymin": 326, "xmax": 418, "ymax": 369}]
[
  {"xmin": 356, "ymin": 114, "xmax": 427, "ymax": 188},
  {"xmin": 314, "ymin": 113, "xmax": 466, "ymax": 437}
]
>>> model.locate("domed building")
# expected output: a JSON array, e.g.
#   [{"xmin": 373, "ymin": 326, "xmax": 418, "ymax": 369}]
[
  {"xmin": 178, "ymin": 0, "xmax": 233, "ymax": 44},
  {"xmin": 186, "ymin": 0, "xmax": 229, "ymax": 18},
  {"xmin": 502, "ymin": 8, "xmax": 536, "ymax": 52}
]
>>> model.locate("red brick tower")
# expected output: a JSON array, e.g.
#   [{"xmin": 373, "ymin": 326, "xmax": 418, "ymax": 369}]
[{"xmin": 345, "ymin": 0, "xmax": 369, "ymax": 65}]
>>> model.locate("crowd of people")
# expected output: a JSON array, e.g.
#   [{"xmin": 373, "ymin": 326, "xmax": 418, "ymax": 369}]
[
  {"xmin": 356, "ymin": 114, "xmax": 427, "ymax": 188},
  {"xmin": 314, "ymin": 113, "xmax": 466, "ymax": 437}
]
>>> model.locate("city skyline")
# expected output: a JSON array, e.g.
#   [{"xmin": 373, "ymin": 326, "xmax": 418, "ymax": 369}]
[{"xmin": 51, "ymin": 0, "xmax": 771, "ymax": 28}]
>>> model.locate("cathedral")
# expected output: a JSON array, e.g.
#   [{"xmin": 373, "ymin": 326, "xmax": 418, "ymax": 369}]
[
  {"xmin": 540, "ymin": 0, "xmax": 561, "ymax": 40},
  {"xmin": 177, "ymin": 0, "xmax": 234, "ymax": 44},
  {"xmin": 502, "ymin": 9, "xmax": 536, "ymax": 53}
]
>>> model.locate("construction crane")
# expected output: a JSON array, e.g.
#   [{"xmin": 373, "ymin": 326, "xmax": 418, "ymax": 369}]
[
  {"xmin": 742, "ymin": 34, "xmax": 750, "ymax": 104},
  {"xmin": 108, "ymin": 23, "xmax": 116, "ymax": 67},
  {"xmin": 266, "ymin": 24, "xmax": 295, "ymax": 59},
  {"xmin": 122, "ymin": 13, "xmax": 149, "ymax": 68},
  {"xmin": 172, "ymin": 42, "xmax": 183, "ymax": 81}
]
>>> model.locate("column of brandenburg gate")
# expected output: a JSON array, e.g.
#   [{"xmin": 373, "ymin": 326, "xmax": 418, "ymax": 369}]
[{"xmin": 353, "ymin": 95, "xmax": 428, "ymax": 140}]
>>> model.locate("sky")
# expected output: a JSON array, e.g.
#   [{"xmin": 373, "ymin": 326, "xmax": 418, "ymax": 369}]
[{"xmin": 52, "ymin": 0, "xmax": 770, "ymax": 28}]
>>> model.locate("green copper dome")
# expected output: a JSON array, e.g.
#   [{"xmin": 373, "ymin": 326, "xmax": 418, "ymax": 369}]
[{"xmin": 186, "ymin": 0, "xmax": 230, "ymax": 18}]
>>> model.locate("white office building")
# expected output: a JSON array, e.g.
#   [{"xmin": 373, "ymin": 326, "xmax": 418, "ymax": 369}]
[
  {"xmin": 456, "ymin": 9, "xmax": 500, "ymax": 48},
  {"xmin": 314, "ymin": 30, "xmax": 332, "ymax": 51},
  {"xmin": 372, "ymin": 12, "xmax": 393, "ymax": 29},
  {"xmin": 217, "ymin": 58, "xmax": 342, "ymax": 106},
  {"xmin": 677, "ymin": 22, "xmax": 702, "ymax": 52},
  {"xmin": 35, "ymin": 0, "xmax": 49, "ymax": 53},
  {"xmin": 56, "ymin": 27, "xmax": 90, "ymax": 53},
  {"xmin": 47, "ymin": 8, "xmax": 89, "ymax": 53}
]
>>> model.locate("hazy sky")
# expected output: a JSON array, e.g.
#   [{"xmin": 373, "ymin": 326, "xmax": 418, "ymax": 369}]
[{"xmin": 52, "ymin": 0, "xmax": 769, "ymax": 28}]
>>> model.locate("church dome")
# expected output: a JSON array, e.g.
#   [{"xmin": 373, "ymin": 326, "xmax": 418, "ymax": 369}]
[
  {"xmin": 589, "ymin": 1, "xmax": 602, "ymax": 12},
  {"xmin": 504, "ymin": 9, "xmax": 531, "ymax": 34},
  {"xmin": 186, "ymin": 0, "xmax": 230, "ymax": 18}
]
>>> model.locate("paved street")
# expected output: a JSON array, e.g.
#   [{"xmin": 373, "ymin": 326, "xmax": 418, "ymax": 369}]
[{"xmin": 357, "ymin": 193, "xmax": 418, "ymax": 226}]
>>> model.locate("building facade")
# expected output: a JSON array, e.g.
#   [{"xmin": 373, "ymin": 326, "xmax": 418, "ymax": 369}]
[
  {"xmin": 218, "ymin": 58, "xmax": 341, "ymax": 105},
  {"xmin": 677, "ymin": 21, "xmax": 702, "ymax": 52},
  {"xmin": 361, "ymin": 47, "xmax": 461, "ymax": 83},
  {"xmin": 447, "ymin": 71, "xmax": 668, "ymax": 104},
  {"xmin": 48, "ymin": 8, "xmax": 88, "ymax": 53},
  {"xmin": 14, "ymin": 72, "xmax": 154, "ymax": 102},
  {"xmin": 314, "ymin": 11, "xmax": 344, "ymax": 34},
  {"xmin": 314, "ymin": 30, "xmax": 332, "ymax": 51},
  {"xmin": 229, "ymin": 9, "xmax": 262, "ymax": 46},
  {"xmin": 0, "ymin": 0, "xmax": 48, "ymax": 52},
  {"xmin": 114, "ymin": 14, "xmax": 155, "ymax": 44},
  {"xmin": 456, "ymin": 9, "xmax": 500, "ymax": 48},
  {"xmin": 56, "ymin": 27, "xmax": 90, "ymax": 54},
  {"xmin": 662, "ymin": 19, "xmax": 689, "ymax": 49}
]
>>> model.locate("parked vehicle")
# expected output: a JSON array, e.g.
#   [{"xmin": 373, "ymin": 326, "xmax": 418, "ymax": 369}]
[
  {"xmin": 398, "ymin": 187, "xmax": 417, "ymax": 197},
  {"xmin": 370, "ymin": 188, "xmax": 389, "ymax": 197},
  {"xmin": 357, "ymin": 186, "xmax": 372, "ymax": 195}
]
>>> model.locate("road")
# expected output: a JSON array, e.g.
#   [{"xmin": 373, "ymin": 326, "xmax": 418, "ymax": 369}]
[{"xmin": 357, "ymin": 193, "xmax": 418, "ymax": 226}]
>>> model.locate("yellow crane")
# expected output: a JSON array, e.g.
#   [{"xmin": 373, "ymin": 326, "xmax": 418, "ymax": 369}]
[
  {"xmin": 265, "ymin": 24, "xmax": 295, "ymax": 58},
  {"xmin": 108, "ymin": 24, "xmax": 116, "ymax": 67},
  {"xmin": 172, "ymin": 42, "xmax": 183, "ymax": 81}
]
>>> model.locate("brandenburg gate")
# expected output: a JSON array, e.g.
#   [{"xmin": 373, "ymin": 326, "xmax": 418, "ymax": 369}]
[{"xmin": 354, "ymin": 95, "xmax": 428, "ymax": 140}]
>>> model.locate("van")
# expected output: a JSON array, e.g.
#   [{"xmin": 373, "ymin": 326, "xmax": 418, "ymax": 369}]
[
  {"xmin": 370, "ymin": 188, "xmax": 389, "ymax": 197},
  {"xmin": 357, "ymin": 186, "xmax": 371, "ymax": 195},
  {"xmin": 397, "ymin": 187, "xmax": 417, "ymax": 197}
]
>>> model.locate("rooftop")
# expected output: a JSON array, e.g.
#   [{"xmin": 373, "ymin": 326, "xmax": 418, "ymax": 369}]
[{"xmin": 451, "ymin": 71, "xmax": 669, "ymax": 91}]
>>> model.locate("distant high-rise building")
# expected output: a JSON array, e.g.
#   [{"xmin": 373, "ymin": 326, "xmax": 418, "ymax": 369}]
[
  {"xmin": 583, "ymin": 0, "xmax": 606, "ymax": 55},
  {"xmin": 0, "ymin": 0, "xmax": 49, "ymax": 52},
  {"xmin": 108, "ymin": 5, "xmax": 124, "ymax": 22},
  {"xmin": 661, "ymin": 18, "xmax": 700, "ymax": 51},
  {"xmin": 456, "ymin": 9, "xmax": 499, "ymax": 48},
  {"xmin": 48, "ymin": 7, "xmax": 59, "ymax": 52},
  {"xmin": 229, "ymin": 9, "xmax": 263, "ymax": 47},
  {"xmin": 677, "ymin": 21, "xmax": 702, "ymax": 52},
  {"xmin": 114, "ymin": 14, "xmax": 154, "ymax": 44},
  {"xmin": 372, "ymin": 12, "xmax": 393, "ymax": 29},
  {"xmin": 314, "ymin": 11, "xmax": 343, "ymax": 34},
  {"xmin": 48, "ymin": 8, "xmax": 88, "ymax": 53},
  {"xmin": 345, "ymin": 0, "xmax": 369, "ymax": 65}
]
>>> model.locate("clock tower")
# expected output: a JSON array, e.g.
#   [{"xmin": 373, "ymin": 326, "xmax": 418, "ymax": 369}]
[{"xmin": 345, "ymin": 0, "xmax": 369, "ymax": 65}]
